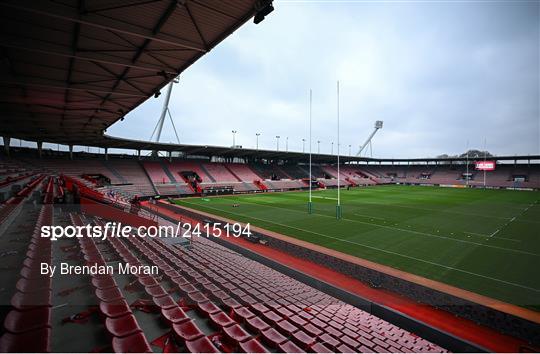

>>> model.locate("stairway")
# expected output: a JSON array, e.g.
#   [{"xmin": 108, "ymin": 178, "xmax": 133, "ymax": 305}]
[
  {"xmin": 159, "ymin": 161, "xmax": 177, "ymax": 183},
  {"xmin": 345, "ymin": 177, "xmax": 358, "ymax": 187},
  {"xmin": 254, "ymin": 180, "xmax": 268, "ymax": 191},
  {"xmin": 224, "ymin": 164, "xmax": 242, "ymax": 182},
  {"xmin": 102, "ymin": 160, "xmax": 127, "ymax": 184},
  {"xmin": 198, "ymin": 164, "xmax": 216, "ymax": 182},
  {"xmin": 137, "ymin": 161, "xmax": 159, "ymax": 195}
]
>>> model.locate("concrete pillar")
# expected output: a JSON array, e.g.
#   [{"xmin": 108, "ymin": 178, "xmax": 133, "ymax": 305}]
[
  {"xmin": 105, "ymin": 148, "xmax": 108, "ymax": 161},
  {"xmin": 69, "ymin": 145, "xmax": 73, "ymax": 160},
  {"xmin": 37, "ymin": 141, "xmax": 43, "ymax": 158},
  {"xmin": 3, "ymin": 136, "xmax": 10, "ymax": 156}
]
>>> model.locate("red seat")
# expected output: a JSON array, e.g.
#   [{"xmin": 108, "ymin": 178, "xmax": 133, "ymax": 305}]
[
  {"xmin": 139, "ymin": 276, "xmax": 159, "ymax": 287},
  {"xmin": 153, "ymin": 295, "xmax": 177, "ymax": 309},
  {"xmin": 310, "ymin": 342, "xmax": 333, "ymax": 353},
  {"xmin": 276, "ymin": 306, "xmax": 294, "ymax": 318},
  {"xmin": 92, "ymin": 276, "xmax": 117, "ymax": 289},
  {"xmin": 336, "ymin": 343, "xmax": 354, "ymax": 353},
  {"xmin": 15, "ymin": 277, "xmax": 51, "ymax": 293},
  {"xmin": 185, "ymin": 336, "xmax": 220, "ymax": 353},
  {"xmin": 289, "ymin": 315, "xmax": 308, "ymax": 327},
  {"xmin": 171, "ymin": 275, "xmax": 189, "ymax": 287},
  {"xmin": 319, "ymin": 333, "xmax": 340, "ymax": 350},
  {"xmin": 10, "ymin": 290, "xmax": 52, "ymax": 310},
  {"xmin": 232, "ymin": 307, "xmax": 255, "ymax": 322},
  {"xmin": 246, "ymin": 316, "xmax": 270, "ymax": 333},
  {"xmin": 197, "ymin": 301, "xmax": 221, "ymax": 316},
  {"xmin": 105, "ymin": 314, "xmax": 142, "ymax": 338},
  {"xmin": 0, "ymin": 327, "xmax": 51, "ymax": 352},
  {"xmin": 251, "ymin": 303, "xmax": 270, "ymax": 315},
  {"xmin": 99, "ymin": 300, "xmax": 132, "ymax": 318},
  {"xmin": 186, "ymin": 291, "xmax": 208, "ymax": 304},
  {"xmin": 209, "ymin": 311, "xmax": 235, "ymax": 329},
  {"xmin": 95, "ymin": 287, "xmax": 123, "ymax": 302},
  {"xmin": 222, "ymin": 297, "xmax": 242, "ymax": 310},
  {"xmin": 161, "ymin": 306, "xmax": 189, "ymax": 325},
  {"xmin": 278, "ymin": 340, "xmax": 304, "ymax": 353},
  {"xmin": 275, "ymin": 319, "xmax": 299, "ymax": 336},
  {"xmin": 112, "ymin": 331, "xmax": 152, "ymax": 353},
  {"xmin": 260, "ymin": 328, "xmax": 287, "ymax": 348},
  {"xmin": 304, "ymin": 323, "xmax": 323, "ymax": 337},
  {"xmin": 239, "ymin": 338, "xmax": 269, "ymax": 353},
  {"xmin": 145, "ymin": 284, "xmax": 167, "ymax": 297},
  {"xmin": 292, "ymin": 330, "xmax": 316, "ymax": 350},
  {"xmin": 262, "ymin": 310, "xmax": 282, "ymax": 324},
  {"xmin": 223, "ymin": 324, "xmax": 251, "ymax": 344},
  {"xmin": 173, "ymin": 320, "xmax": 204, "ymax": 341},
  {"xmin": 178, "ymin": 283, "xmax": 198, "ymax": 294},
  {"xmin": 3, "ymin": 308, "xmax": 51, "ymax": 333}
]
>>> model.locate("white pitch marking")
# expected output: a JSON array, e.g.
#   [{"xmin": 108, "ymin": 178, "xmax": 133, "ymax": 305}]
[
  {"xmin": 185, "ymin": 198, "xmax": 540, "ymax": 258},
  {"xmin": 179, "ymin": 200, "xmax": 540, "ymax": 294}
]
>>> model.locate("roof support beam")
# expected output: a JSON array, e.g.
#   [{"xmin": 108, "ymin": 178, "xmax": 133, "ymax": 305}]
[
  {"xmin": 0, "ymin": 1, "xmax": 207, "ymax": 52},
  {"xmin": 0, "ymin": 42, "xmax": 178, "ymax": 75}
]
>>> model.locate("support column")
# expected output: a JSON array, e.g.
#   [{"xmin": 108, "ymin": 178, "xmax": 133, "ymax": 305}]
[
  {"xmin": 168, "ymin": 151, "xmax": 172, "ymax": 162},
  {"xmin": 3, "ymin": 136, "xmax": 10, "ymax": 156},
  {"xmin": 104, "ymin": 148, "xmax": 108, "ymax": 161},
  {"xmin": 37, "ymin": 141, "xmax": 43, "ymax": 158},
  {"xmin": 69, "ymin": 145, "xmax": 73, "ymax": 160},
  {"xmin": 137, "ymin": 149, "xmax": 141, "ymax": 160}
]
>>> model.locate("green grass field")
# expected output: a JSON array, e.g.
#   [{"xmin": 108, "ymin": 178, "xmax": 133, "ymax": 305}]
[{"xmin": 173, "ymin": 185, "xmax": 540, "ymax": 310}]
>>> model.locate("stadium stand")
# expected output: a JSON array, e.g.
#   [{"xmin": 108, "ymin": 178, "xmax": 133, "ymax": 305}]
[{"xmin": 0, "ymin": 174, "xmax": 449, "ymax": 352}]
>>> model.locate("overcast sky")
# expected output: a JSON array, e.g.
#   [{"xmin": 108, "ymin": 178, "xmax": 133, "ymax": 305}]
[{"xmin": 107, "ymin": 0, "xmax": 539, "ymax": 158}]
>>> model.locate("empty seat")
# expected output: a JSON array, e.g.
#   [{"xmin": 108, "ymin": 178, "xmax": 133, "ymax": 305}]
[
  {"xmin": 95, "ymin": 287, "xmax": 123, "ymax": 302},
  {"xmin": 185, "ymin": 336, "xmax": 220, "ymax": 353},
  {"xmin": 275, "ymin": 319, "xmax": 299, "ymax": 336},
  {"xmin": 222, "ymin": 297, "xmax": 242, "ymax": 310},
  {"xmin": 0, "ymin": 327, "xmax": 51, "ymax": 352},
  {"xmin": 173, "ymin": 320, "xmax": 204, "ymax": 342},
  {"xmin": 153, "ymin": 295, "xmax": 178, "ymax": 310},
  {"xmin": 186, "ymin": 291, "xmax": 209, "ymax": 304},
  {"xmin": 10, "ymin": 290, "xmax": 52, "ymax": 310},
  {"xmin": 209, "ymin": 311, "xmax": 235, "ymax": 329},
  {"xmin": 319, "ymin": 333, "xmax": 340, "ymax": 350},
  {"xmin": 232, "ymin": 307, "xmax": 255, "ymax": 322},
  {"xmin": 161, "ymin": 307, "xmax": 189, "ymax": 325},
  {"xmin": 246, "ymin": 316, "xmax": 270, "ymax": 333},
  {"xmin": 292, "ymin": 330, "xmax": 316, "ymax": 350},
  {"xmin": 261, "ymin": 328, "xmax": 287, "ymax": 348},
  {"xmin": 145, "ymin": 284, "xmax": 167, "ymax": 298},
  {"xmin": 239, "ymin": 338, "xmax": 269, "ymax": 353},
  {"xmin": 15, "ymin": 277, "xmax": 51, "ymax": 293},
  {"xmin": 112, "ymin": 332, "xmax": 152, "ymax": 353},
  {"xmin": 92, "ymin": 276, "xmax": 117, "ymax": 290},
  {"xmin": 105, "ymin": 315, "xmax": 142, "ymax": 338},
  {"xmin": 99, "ymin": 300, "xmax": 132, "ymax": 318},
  {"xmin": 223, "ymin": 324, "xmax": 251, "ymax": 344},
  {"xmin": 3, "ymin": 308, "xmax": 51, "ymax": 333},
  {"xmin": 310, "ymin": 342, "xmax": 333, "ymax": 353},
  {"xmin": 278, "ymin": 340, "xmax": 304, "ymax": 353},
  {"xmin": 197, "ymin": 301, "xmax": 221, "ymax": 316}
]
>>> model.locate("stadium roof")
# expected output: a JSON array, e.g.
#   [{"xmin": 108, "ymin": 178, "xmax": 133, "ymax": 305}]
[
  {"xmin": 46, "ymin": 134, "xmax": 539, "ymax": 164},
  {"xmin": 0, "ymin": 0, "xmax": 272, "ymax": 145}
]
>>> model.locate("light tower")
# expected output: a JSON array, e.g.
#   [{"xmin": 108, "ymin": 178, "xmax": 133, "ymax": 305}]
[
  {"xmin": 149, "ymin": 76, "xmax": 180, "ymax": 156},
  {"xmin": 356, "ymin": 120, "xmax": 383, "ymax": 157}
]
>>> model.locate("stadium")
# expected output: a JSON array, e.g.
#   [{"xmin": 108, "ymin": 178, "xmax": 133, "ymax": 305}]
[{"xmin": 0, "ymin": 0, "xmax": 539, "ymax": 353}]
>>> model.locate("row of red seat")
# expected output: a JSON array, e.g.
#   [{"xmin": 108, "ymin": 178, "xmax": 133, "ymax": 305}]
[
  {"xmin": 71, "ymin": 214, "xmax": 153, "ymax": 353},
  {"xmin": 67, "ymin": 212, "xmax": 443, "ymax": 353},
  {"xmin": 0, "ymin": 204, "xmax": 53, "ymax": 352}
]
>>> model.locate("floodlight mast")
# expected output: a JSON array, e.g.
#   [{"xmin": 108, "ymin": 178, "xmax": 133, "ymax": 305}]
[
  {"xmin": 150, "ymin": 77, "xmax": 180, "ymax": 156},
  {"xmin": 356, "ymin": 120, "xmax": 383, "ymax": 156}
]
